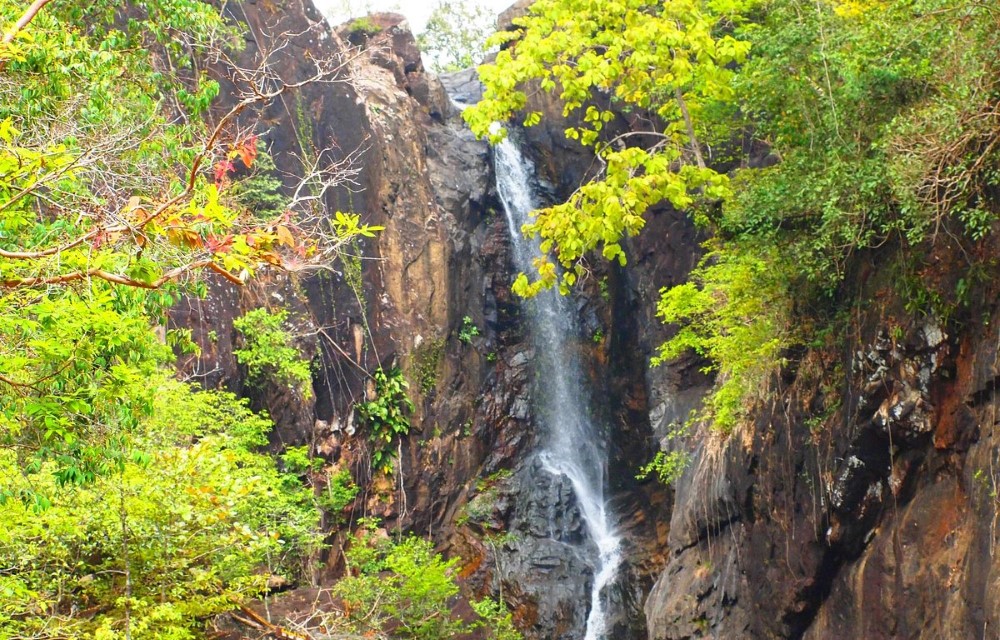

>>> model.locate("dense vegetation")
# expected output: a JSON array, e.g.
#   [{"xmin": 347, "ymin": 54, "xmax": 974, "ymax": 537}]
[
  {"xmin": 0, "ymin": 0, "xmax": 335, "ymax": 636},
  {"xmin": 467, "ymin": 0, "xmax": 1000, "ymax": 433},
  {"xmin": 0, "ymin": 2, "xmax": 514, "ymax": 638},
  {"xmin": 1, "ymin": 381, "xmax": 322, "ymax": 637}
]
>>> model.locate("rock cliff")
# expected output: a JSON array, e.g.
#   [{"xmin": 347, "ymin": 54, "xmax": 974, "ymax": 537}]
[{"xmin": 641, "ymin": 248, "xmax": 1000, "ymax": 639}]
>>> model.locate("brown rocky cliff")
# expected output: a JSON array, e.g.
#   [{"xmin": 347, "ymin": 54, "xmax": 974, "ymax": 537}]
[
  {"xmin": 171, "ymin": 2, "xmax": 504, "ymax": 527},
  {"xmin": 640, "ymin": 243, "xmax": 1000, "ymax": 639},
  {"xmin": 168, "ymin": 0, "xmax": 588, "ymax": 614}
]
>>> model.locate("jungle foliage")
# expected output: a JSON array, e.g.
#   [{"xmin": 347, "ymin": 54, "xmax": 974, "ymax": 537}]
[
  {"xmin": 332, "ymin": 520, "xmax": 521, "ymax": 640},
  {"xmin": 0, "ymin": 1, "xmax": 387, "ymax": 637},
  {"xmin": 0, "ymin": 0, "xmax": 375, "ymax": 479},
  {"xmin": 468, "ymin": 0, "xmax": 1000, "ymax": 432},
  {"xmin": 0, "ymin": 380, "xmax": 322, "ymax": 639},
  {"xmin": 357, "ymin": 367, "xmax": 414, "ymax": 475}
]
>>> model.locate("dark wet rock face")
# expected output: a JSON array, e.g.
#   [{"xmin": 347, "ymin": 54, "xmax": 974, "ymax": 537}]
[
  {"xmin": 500, "ymin": 462, "xmax": 596, "ymax": 639},
  {"xmin": 640, "ymin": 255, "xmax": 1000, "ymax": 640}
]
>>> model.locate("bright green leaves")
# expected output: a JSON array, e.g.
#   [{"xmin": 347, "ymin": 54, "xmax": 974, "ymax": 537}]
[
  {"xmin": 356, "ymin": 367, "xmax": 414, "ymax": 475},
  {"xmin": 651, "ymin": 0, "xmax": 982, "ymax": 433},
  {"xmin": 654, "ymin": 246, "xmax": 792, "ymax": 432},
  {"xmin": 233, "ymin": 308, "xmax": 314, "ymax": 395},
  {"xmin": 334, "ymin": 521, "xmax": 522, "ymax": 639},
  {"xmin": 715, "ymin": 0, "xmax": 1000, "ymax": 294},
  {"xmin": 512, "ymin": 145, "xmax": 729, "ymax": 294},
  {"xmin": 466, "ymin": 0, "xmax": 752, "ymax": 295},
  {"xmin": 466, "ymin": 0, "xmax": 754, "ymax": 142},
  {"xmin": 1, "ymin": 0, "xmax": 381, "ymax": 482},
  {"xmin": 0, "ymin": 285, "xmax": 169, "ymax": 482},
  {"xmin": 0, "ymin": 379, "xmax": 321, "ymax": 640},
  {"xmin": 475, "ymin": 0, "xmax": 1000, "ymax": 437},
  {"xmin": 333, "ymin": 209, "xmax": 384, "ymax": 238}
]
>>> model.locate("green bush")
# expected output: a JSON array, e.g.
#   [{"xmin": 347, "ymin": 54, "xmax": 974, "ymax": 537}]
[
  {"xmin": 229, "ymin": 142, "xmax": 290, "ymax": 219},
  {"xmin": 348, "ymin": 17, "xmax": 382, "ymax": 37},
  {"xmin": 0, "ymin": 379, "xmax": 322, "ymax": 639},
  {"xmin": 333, "ymin": 520, "xmax": 522, "ymax": 639},
  {"xmin": 281, "ymin": 445, "xmax": 323, "ymax": 474},
  {"xmin": 654, "ymin": 247, "xmax": 791, "ymax": 432},
  {"xmin": 233, "ymin": 308, "xmax": 313, "ymax": 395},
  {"xmin": 318, "ymin": 467, "xmax": 360, "ymax": 523}
]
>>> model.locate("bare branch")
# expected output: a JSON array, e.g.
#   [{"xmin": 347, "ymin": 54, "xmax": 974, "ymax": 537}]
[{"xmin": 0, "ymin": 18, "xmax": 372, "ymax": 296}]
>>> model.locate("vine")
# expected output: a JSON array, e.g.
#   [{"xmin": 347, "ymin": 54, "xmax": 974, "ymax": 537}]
[{"xmin": 356, "ymin": 367, "xmax": 414, "ymax": 474}]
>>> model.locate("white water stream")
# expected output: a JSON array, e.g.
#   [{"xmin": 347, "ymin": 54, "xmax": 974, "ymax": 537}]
[{"xmin": 492, "ymin": 134, "xmax": 624, "ymax": 640}]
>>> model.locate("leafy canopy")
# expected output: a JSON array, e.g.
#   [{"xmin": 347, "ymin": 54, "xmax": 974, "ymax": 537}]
[
  {"xmin": 333, "ymin": 519, "xmax": 522, "ymax": 639},
  {"xmin": 0, "ymin": 379, "xmax": 322, "ymax": 640},
  {"xmin": 470, "ymin": 0, "xmax": 1000, "ymax": 432},
  {"xmin": 464, "ymin": 0, "xmax": 752, "ymax": 295},
  {"xmin": 0, "ymin": 0, "xmax": 377, "ymax": 476}
]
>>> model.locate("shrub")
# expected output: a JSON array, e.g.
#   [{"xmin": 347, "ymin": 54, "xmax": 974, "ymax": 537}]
[
  {"xmin": 357, "ymin": 367, "xmax": 414, "ymax": 474},
  {"xmin": 333, "ymin": 520, "xmax": 522, "ymax": 639},
  {"xmin": 233, "ymin": 308, "xmax": 313, "ymax": 395},
  {"xmin": 0, "ymin": 379, "xmax": 322, "ymax": 639}
]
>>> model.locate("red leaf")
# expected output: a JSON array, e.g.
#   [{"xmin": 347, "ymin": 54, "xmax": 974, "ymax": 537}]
[
  {"xmin": 214, "ymin": 160, "xmax": 235, "ymax": 185},
  {"xmin": 237, "ymin": 136, "xmax": 258, "ymax": 169},
  {"xmin": 205, "ymin": 234, "xmax": 233, "ymax": 253}
]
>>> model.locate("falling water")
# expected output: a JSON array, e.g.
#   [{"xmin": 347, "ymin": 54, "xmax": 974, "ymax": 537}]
[{"xmin": 493, "ymin": 133, "xmax": 624, "ymax": 640}]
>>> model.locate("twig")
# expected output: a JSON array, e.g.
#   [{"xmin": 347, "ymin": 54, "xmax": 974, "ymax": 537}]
[{"xmin": 2, "ymin": 0, "xmax": 54, "ymax": 44}]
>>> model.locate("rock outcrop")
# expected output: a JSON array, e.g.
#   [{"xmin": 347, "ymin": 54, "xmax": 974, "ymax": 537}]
[{"xmin": 640, "ymin": 241, "xmax": 1000, "ymax": 639}]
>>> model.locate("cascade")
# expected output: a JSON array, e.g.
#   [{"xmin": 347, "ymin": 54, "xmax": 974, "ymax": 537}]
[{"xmin": 492, "ymin": 133, "xmax": 624, "ymax": 640}]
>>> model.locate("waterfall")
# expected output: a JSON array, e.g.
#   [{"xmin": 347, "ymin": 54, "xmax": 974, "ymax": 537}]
[{"xmin": 493, "ymin": 134, "xmax": 624, "ymax": 640}]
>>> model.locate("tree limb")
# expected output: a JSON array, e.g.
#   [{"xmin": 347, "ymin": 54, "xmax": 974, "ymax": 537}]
[
  {"xmin": 2, "ymin": 0, "xmax": 53, "ymax": 45},
  {"xmin": 1, "ymin": 260, "xmax": 243, "ymax": 289},
  {"xmin": 675, "ymin": 87, "xmax": 706, "ymax": 170}
]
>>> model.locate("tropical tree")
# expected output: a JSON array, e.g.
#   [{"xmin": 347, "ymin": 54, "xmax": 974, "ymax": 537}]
[
  {"xmin": 463, "ymin": 0, "xmax": 751, "ymax": 295},
  {"xmin": 0, "ymin": 379, "xmax": 323, "ymax": 639},
  {"xmin": 468, "ymin": 0, "xmax": 1000, "ymax": 431},
  {"xmin": 417, "ymin": 0, "xmax": 495, "ymax": 72},
  {"xmin": 0, "ymin": 0, "xmax": 377, "ymax": 477},
  {"xmin": 0, "ymin": 3, "xmax": 366, "ymax": 635}
]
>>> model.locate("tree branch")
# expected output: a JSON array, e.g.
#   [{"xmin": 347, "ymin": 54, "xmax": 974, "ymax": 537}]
[
  {"xmin": 675, "ymin": 87, "xmax": 706, "ymax": 170},
  {"xmin": 2, "ymin": 0, "xmax": 54, "ymax": 45},
  {"xmin": 1, "ymin": 260, "xmax": 243, "ymax": 289}
]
